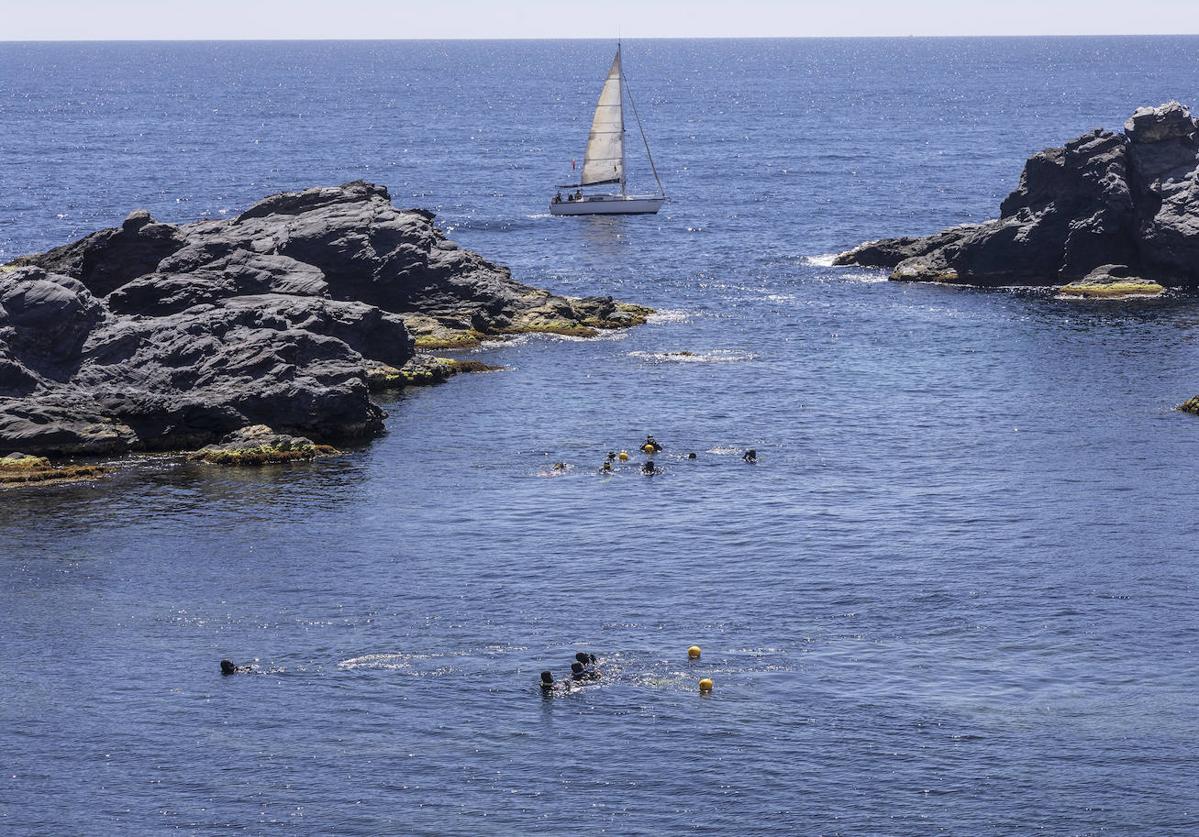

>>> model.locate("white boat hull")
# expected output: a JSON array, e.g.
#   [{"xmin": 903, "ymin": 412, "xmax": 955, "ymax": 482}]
[{"xmin": 549, "ymin": 195, "xmax": 665, "ymax": 216}]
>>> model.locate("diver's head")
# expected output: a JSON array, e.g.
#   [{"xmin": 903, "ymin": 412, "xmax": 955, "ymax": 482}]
[
  {"xmin": 589, "ymin": 654, "xmax": 597, "ymax": 664},
  {"xmin": 571, "ymin": 662, "xmax": 584, "ymax": 675},
  {"xmin": 575, "ymin": 652, "xmax": 590, "ymax": 664},
  {"xmin": 540, "ymin": 671, "xmax": 554, "ymax": 685},
  {"xmin": 220, "ymin": 659, "xmax": 237, "ymax": 676},
  {"xmin": 642, "ymin": 461, "xmax": 656, "ymax": 474},
  {"xmin": 553, "ymin": 462, "xmax": 566, "ymax": 471},
  {"xmin": 687, "ymin": 452, "xmax": 697, "ymax": 459},
  {"xmin": 607, "ymin": 451, "xmax": 616, "ymax": 460}
]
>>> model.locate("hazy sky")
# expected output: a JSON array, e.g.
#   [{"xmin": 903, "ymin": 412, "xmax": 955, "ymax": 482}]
[{"xmin": 4, "ymin": 0, "xmax": 1198, "ymax": 40}]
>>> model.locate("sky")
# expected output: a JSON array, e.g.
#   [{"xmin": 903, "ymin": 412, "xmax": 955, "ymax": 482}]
[{"xmin": 3, "ymin": 0, "xmax": 1198, "ymax": 40}]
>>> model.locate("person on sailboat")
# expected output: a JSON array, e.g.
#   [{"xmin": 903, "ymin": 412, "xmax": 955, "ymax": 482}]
[
  {"xmin": 553, "ymin": 191, "xmax": 562, "ymax": 204},
  {"xmin": 574, "ymin": 189, "xmax": 582, "ymax": 202}
]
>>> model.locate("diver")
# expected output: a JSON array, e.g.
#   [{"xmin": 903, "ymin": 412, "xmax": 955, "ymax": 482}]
[
  {"xmin": 641, "ymin": 435, "xmax": 663, "ymax": 454},
  {"xmin": 220, "ymin": 659, "xmax": 252, "ymax": 675},
  {"xmin": 687, "ymin": 452, "xmax": 698, "ymax": 460},
  {"xmin": 540, "ymin": 670, "xmax": 572, "ymax": 693},
  {"xmin": 642, "ymin": 460, "xmax": 657, "ymax": 476},
  {"xmin": 575, "ymin": 651, "xmax": 600, "ymax": 677},
  {"xmin": 743, "ymin": 449, "xmax": 757, "ymax": 463},
  {"xmin": 600, "ymin": 460, "xmax": 613, "ymax": 473},
  {"xmin": 552, "ymin": 462, "xmax": 567, "ymax": 472},
  {"xmin": 570, "ymin": 661, "xmax": 600, "ymax": 682},
  {"xmin": 606, "ymin": 451, "xmax": 617, "ymax": 462}
]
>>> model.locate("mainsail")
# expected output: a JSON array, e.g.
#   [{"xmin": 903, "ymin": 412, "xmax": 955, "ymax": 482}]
[{"xmin": 579, "ymin": 48, "xmax": 624, "ymax": 187}]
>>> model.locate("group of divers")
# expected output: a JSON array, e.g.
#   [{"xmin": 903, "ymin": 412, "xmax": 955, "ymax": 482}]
[
  {"xmin": 540, "ymin": 651, "xmax": 602, "ymax": 694},
  {"xmin": 551, "ymin": 435, "xmax": 758, "ymax": 477}
]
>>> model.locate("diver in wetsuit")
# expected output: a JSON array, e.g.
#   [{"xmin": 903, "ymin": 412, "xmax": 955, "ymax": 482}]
[
  {"xmin": 743, "ymin": 449, "xmax": 757, "ymax": 463},
  {"xmin": 220, "ymin": 659, "xmax": 251, "ymax": 675},
  {"xmin": 600, "ymin": 460, "xmax": 613, "ymax": 473},
  {"xmin": 575, "ymin": 652, "xmax": 600, "ymax": 678},
  {"xmin": 641, "ymin": 435, "xmax": 663, "ymax": 454},
  {"xmin": 570, "ymin": 662, "xmax": 600, "ymax": 682},
  {"xmin": 642, "ymin": 460, "xmax": 657, "ymax": 476}
]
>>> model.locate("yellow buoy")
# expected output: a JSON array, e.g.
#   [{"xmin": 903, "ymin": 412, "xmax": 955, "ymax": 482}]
[
  {"xmin": 688, "ymin": 645, "xmax": 702, "ymax": 660},
  {"xmin": 618, "ymin": 450, "xmax": 629, "ymax": 461},
  {"xmin": 699, "ymin": 678, "xmax": 714, "ymax": 693}
]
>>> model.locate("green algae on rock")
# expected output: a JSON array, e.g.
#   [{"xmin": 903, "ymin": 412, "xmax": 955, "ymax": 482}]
[
  {"xmin": 0, "ymin": 451, "xmax": 107, "ymax": 487},
  {"xmin": 365, "ymin": 356, "xmax": 504, "ymax": 389},
  {"xmin": 188, "ymin": 426, "xmax": 339, "ymax": 466}
]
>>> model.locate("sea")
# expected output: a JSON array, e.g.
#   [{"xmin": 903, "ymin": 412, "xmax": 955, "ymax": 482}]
[{"xmin": 2, "ymin": 37, "xmax": 1199, "ymax": 835}]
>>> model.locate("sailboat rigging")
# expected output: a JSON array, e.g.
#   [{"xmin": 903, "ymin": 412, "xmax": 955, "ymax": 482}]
[{"xmin": 549, "ymin": 44, "xmax": 667, "ymax": 216}]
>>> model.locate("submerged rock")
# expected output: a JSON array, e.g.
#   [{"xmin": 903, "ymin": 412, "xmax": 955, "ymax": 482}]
[
  {"xmin": 835, "ymin": 102, "xmax": 1199, "ymax": 288},
  {"xmin": 0, "ymin": 451, "xmax": 107, "ymax": 487},
  {"xmin": 1058, "ymin": 264, "xmax": 1165, "ymax": 299},
  {"xmin": 188, "ymin": 425, "xmax": 339, "ymax": 466},
  {"xmin": 1, "ymin": 181, "xmax": 650, "ymax": 456},
  {"xmin": 365, "ymin": 355, "xmax": 504, "ymax": 389}
]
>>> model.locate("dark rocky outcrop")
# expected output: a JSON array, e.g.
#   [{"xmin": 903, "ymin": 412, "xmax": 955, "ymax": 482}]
[
  {"xmin": 1, "ymin": 181, "xmax": 650, "ymax": 456},
  {"xmin": 835, "ymin": 102, "xmax": 1199, "ymax": 288}
]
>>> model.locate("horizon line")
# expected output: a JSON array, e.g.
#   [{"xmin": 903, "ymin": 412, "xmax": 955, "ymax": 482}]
[{"xmin": 3, "ymin": 33, "xmax": 1199, "ymax": 43}]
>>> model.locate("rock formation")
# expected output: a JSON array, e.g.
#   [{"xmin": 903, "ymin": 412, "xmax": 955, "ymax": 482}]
[
  {"xmin": 0, "ymin": 181, "xmax": 650, "ymax": 456},
  {"xmin": 187, "ymin": 425, "xmax": 339, "ymax": 466},
  {"xmin": 835, "ymin": 102, "xmax": 1199, "ymax": 290}
]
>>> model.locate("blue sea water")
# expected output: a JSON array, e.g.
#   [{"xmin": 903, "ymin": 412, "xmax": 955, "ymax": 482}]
[{"xmin": 3, "ymin": 37, "xmax": 1199, "ymax": 834}]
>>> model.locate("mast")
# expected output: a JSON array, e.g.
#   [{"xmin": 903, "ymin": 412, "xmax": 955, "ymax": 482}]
[
  {"xmin": 621, "ymin": 58, "xmax": 665, "ymax": 198},
  {"xmin": 618, "ymin": 42, "xmax": 626, "ymax": 197}
]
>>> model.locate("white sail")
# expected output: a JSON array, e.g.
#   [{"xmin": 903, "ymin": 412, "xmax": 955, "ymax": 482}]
[{"xmin": 579, "ymin": 48, "xmax": 624, "ymax": 187}]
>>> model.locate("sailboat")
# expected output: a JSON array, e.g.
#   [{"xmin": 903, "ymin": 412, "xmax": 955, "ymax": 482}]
[{"xmin": 549, "ymin": 44, "xmax": 667, "ymax": 216}]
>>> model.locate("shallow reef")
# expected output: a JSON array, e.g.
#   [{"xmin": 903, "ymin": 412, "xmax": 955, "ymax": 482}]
[{"xmin": 0, "ymin": 452, "xmax": 107, "ymax": 487}]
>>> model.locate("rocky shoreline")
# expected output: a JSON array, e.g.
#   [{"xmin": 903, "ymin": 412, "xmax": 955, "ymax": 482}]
[
  {"xmin": 0, "ymin": 181, "xmax": 650, "ymax": 470},
  {"xmin": 835, "ymin": 102, "xmax": 1199, "ymax": 295}
]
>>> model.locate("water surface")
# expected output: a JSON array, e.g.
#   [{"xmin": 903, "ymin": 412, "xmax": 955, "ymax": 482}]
[{"xmin": 2, "ymin": 37, "xmax": 1199, "ymax": 834}]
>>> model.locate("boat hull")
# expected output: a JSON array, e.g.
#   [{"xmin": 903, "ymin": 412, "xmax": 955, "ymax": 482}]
[{"xmin": 549, "ymin": 195, "xmax": 665, "ymax": 216}]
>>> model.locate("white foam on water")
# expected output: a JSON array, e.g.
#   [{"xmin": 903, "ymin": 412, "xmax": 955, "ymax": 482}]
[
  {"xmin": 646, "ymin": 309, "xmax": 691, "ymax": 324},
  {"xmin": 628, "ymin": 349, "xmax": 758, "ymax": 365},
  {"xmin": 839, "ymin": 271, "xmax": 889, "ymax": 284},
  {"xmin": 338, "ymin": 653, "xmax": 413, "ymax": 670},
  {"xmin": 804, "ymin": 253, "xmax": 839, "ymax": 267}
]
